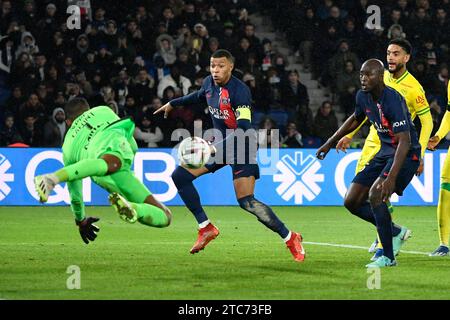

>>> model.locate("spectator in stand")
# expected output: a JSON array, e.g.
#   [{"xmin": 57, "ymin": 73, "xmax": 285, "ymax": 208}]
[
  {"xmin": 3, "ymin": 86, "xmax": 25, "ymax": 119},
  {"xmin": 0, "ymin": 36, "xmax": 15, "ymax": 75},
  {"xmin": 18, "ymin": 93, "xmax": 45, "ymax": 126},
  {"xmin": 418, "ymin": 39, "xmax": 443, "ymax": 74},
  {"xmin": 0, "ymin": 113, "xmax": 21, "ymax": 147},
  {"xmin": 202, "ymin": 5, "xmax": 222, "ymax": 38},
  {"xmin": 221, "ymin": 22, "xmax": 238, "ymax": 53},
  {"xmin": 103, "ymin": 20, "xmax": 119, "ymax": 52},
  {"xmin": 427, "ymin": 63, "xmax": 449, "ymax": 109},
  {"xmin": 433, "ymin": 7, "xmax": 450, "ymax": 53},
  {"xmin": 243, "ymin": 23, "xmax": 262, "ymax": 55},
  {"xmin": 113, "ymin": 33, "xmax": 137, "ymax": 67},
  {"xmin": 326, "ymin": 39, "xmax": 361, "ymax": 92},
  {"xmin": 19, "ymin": 112, "xmax": 42, "ymax": 147},
  {"xmin": 42, "ymin": 107, "xmax": 67, "ymax": 147},
  {"xmin": 311, "ymin": 23, "xmax": 340, "ymax": 80},
  {"xmin": 157, "ymin": 65, "xmax": 191, "ymax": 99},
  {"xmin": 131, "ymin": 67, "xmax": 156, "ymax": 106},
  {"xmin": 313, "ymin": 100, "xmax": 338, "ymax": 143},
  {"xmin": 281, "ymin": 70, "xmax": 309, "ymax": 117},
  {"xmin": 295, "ymin": 7, "xmax": 320, "ymax": 73},
  {"xmin": 134, "ymin": 112, "xmax": 164, "ymax": 148},
  {"xmin": 405, "ymin": 6, "xmax": 433, "ymax": 48},
  {"xmin": 148, "ymin": 55, "xmax": 170, "ymax": 84},
  {"xmin": 233, "ymin": 37, "xmax": 253, "ymax": 71},
  {"xmin": 155, "ymin": 34, "xmax": 177, "ymax": 66},
  {"xmin": 336, "ymin": 60, "xmax": 360, "ymax": 116},
  {"xmin": 281, "ymin": 121, "xmax": 303, "ymax": 148},
  {"xmin": 0, "ymin": 0, "xmax": 449, "ymax": 149},
  {"xmin": 258, "ymin": 117, "xmax": 280, "ymax": 148},
  {"xmin": 175, "ymin": 47, "xmax": 197, "ymax": 82},
  {"xmin": 15, "ymin": 31, "xmax": 39, "ymax": 59}
]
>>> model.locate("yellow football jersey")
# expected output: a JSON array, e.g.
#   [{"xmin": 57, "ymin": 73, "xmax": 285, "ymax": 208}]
[
  {"xmin": 364, "ymin": 70, "xmax": 430, "ymax": 146},
  {"xmin": 436, "ymin": 81, "xmax": 450, "ymax": 141},
  {"xmin": 383, "ymin": 69, "xmax": 430, "ymax": 119}
]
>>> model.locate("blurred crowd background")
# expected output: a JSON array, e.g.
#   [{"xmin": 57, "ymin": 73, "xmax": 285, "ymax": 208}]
[{"xmin": 0, "ymin": 0, "xmax": 449, "ymax": 148}]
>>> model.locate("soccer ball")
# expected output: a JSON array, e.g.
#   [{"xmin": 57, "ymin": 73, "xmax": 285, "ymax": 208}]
[{"xmin": 177, "ymin": 137, "xmax": 211, "ymax": 169}]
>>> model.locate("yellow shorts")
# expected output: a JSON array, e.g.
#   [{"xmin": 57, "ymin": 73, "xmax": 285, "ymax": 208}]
[
  {"xmin": 442, "ymin": 147, "xmax": 450, "ymax": 184},
  {"xmin": 355, "ymin": 140, "xmax": 381, "ymax": 174}
]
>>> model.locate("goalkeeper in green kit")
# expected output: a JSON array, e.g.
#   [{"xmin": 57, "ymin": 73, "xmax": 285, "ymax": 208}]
[{"xmin": 34, "ymin": 98, "xmax": 172, "ymax": 244}]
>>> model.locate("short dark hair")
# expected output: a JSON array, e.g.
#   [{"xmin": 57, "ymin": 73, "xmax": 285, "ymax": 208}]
[
  {"xmin": 65, "ymin": 97, "xmax": 90, "ymax": 121},
  {"xmin": 388, "ymin": 38, "xmax": 412, "ymax": 55},
  {"xmin": 211, "ymin": 49, "xmax": 234, "ymax": 63}
]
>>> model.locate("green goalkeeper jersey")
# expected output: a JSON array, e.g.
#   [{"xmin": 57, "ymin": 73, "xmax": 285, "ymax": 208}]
[
  {"xmin": 62, "ymin": 106, "xmax": 121, "ymax": 165},
  {"xmin": 62, "ymin": 106, "xmax": 136, "ymax": 221}
]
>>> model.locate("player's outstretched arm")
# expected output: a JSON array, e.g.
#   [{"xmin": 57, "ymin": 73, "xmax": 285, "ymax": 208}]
[
  {"xmin": 340, "ymin": 117, "xmax": 368, "ymax": 146},
  {"xmin": 154, "ymin": 86, "xmax": 206, "ymax": 118},
  {"xmin": 316, "ymin": 113, "xmax": 364, "ymax": 160},
  {"xmin": 68, "ymin": 179, "xmax": 100, "ymax": 244},
  {"xmin": 153, "ymin": 102, "xmax": 174, "ymax": 119}
]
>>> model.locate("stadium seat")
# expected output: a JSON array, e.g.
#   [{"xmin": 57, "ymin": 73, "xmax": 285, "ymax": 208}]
[
  {"xmin": 251, "ymin": 111, "xmax": 266, "ymax": 129},
  {"xmin": 302, "ymin": 136, "xmax": 323, "ymax": 148},
  {"xmin": 268, "ymin": 109, "xmax": 289, "ymax": 135}
]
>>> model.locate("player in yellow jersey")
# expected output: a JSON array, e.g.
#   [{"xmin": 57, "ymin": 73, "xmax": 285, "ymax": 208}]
[
  {"xmin": 336, "ymin": 39, "xmax": 433, "ymax": 260},
  {"xmin": 427, "ymin": 81, "xmax": 450, "ymax": 256}
]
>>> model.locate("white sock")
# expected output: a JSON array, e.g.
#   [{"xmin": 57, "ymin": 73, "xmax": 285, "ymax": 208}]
[
  {"xmin": 283, "ymin": 231, "xmax": 292, "ymax": 243},
  {"xmin": 46, "ymin": 174, "xmax": 59, "ymax": 185},
  {"xmin": 199, "ymin": 220, "xmax": 210, "ymax": 229},
  {"xmin": 440, "ymin": 243, "xmax": 449, "ymax": 248}
]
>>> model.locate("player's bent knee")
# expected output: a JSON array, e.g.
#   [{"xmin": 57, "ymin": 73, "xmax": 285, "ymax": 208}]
[
  {"xmin": 344, "ymin": 194, "xmax": 362, "ymax": 213},
  {"xmin": 101, "ymin": 154, "xmax": 122, "ymax": 174}
]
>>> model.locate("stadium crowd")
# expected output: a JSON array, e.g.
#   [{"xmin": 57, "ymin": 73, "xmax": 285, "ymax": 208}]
[{"xmin": 0, "ymin": 0, "xmax": 449, "ymax": 148}]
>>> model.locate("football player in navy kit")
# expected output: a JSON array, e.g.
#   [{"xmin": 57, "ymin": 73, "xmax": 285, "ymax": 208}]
[
  {"xmin": 155, "ymin": 49, "xmax": 305, "ymax": 262},
  {"xmin": 316, "ymin": 59, "xmax": 421, "ymax": 268}
]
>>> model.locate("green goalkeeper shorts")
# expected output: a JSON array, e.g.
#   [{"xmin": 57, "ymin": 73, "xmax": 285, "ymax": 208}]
[
  {"xmin": 87, "ymin": 129, "xmax": 137, "ymax": 171},
  {"xmin": 93, "ymin": 170, "xmax": 151, "ymax": 204}
]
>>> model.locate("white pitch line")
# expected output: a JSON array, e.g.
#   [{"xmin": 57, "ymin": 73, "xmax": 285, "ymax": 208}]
[
  {"xmin": 303, "ymin": 241, "xmax": 430, "ymax": 256},
  {"xmin": 0, "ymin": 241, "xmax": 432, "ymax": 256}
]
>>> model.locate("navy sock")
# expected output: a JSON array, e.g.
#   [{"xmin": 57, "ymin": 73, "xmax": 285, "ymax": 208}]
[
  {"xmin": 371, "ymin": 203, "xmax": 395, "ymax": 260},
  {"xmin": 171, "ymin": 166, "xmax": 208, "ymax": 225},
  {"xmin": 238, "ymin": 195, "xmax": 290, "ymax": 239},
  {"xmin": 392, "ymin": 223, "xmax": 401, "ymax": 237}
]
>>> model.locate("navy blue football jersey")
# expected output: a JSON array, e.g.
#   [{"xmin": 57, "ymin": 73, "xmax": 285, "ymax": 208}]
[
  {"xmin": 171, "ymin": 75, "xmax": 252, "ymax": 139},
  {"xmin": 355, "ymin": 86, "xmax": 421, "ymax": 157}
]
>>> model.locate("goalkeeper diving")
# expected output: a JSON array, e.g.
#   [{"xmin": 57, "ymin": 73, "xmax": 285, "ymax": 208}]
[{"xmin": 34, "ymin": 98, "xmax": 172, "ymax": 244}]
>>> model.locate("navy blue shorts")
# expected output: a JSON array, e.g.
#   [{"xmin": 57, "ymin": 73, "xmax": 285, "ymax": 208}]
[
  {"xmin": 205, "ymin": 163, "xmax": 260, "ymax": 180},
  {"xmin": 352, "ymin": 153, "xmax": 420, "ymax": 196}
]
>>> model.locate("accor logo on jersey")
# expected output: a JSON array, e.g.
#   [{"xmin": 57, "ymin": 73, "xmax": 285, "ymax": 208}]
[{"xmin": 208, "ymin": 106, "xmax": 231, "ymax": 120}]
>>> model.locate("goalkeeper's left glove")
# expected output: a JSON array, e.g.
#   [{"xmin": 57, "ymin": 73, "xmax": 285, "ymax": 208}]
[{"xmin": 76, "ymin": 217, "xmax": 100, "ymax": 244}]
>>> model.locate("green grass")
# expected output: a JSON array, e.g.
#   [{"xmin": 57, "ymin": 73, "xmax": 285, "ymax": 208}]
[{"xmin": 0, "ymin": 206, "xmax": 448, "ymax": 300}]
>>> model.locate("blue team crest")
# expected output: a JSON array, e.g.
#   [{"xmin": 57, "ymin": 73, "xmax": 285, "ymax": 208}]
[{"xmin": 221, "ymin": 97, "xmax": 230, "ymax": 105}]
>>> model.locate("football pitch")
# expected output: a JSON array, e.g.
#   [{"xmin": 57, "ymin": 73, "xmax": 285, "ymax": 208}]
[{"xmin": 0, "ymin": 206, "xmax": 449, "ymax": 300}]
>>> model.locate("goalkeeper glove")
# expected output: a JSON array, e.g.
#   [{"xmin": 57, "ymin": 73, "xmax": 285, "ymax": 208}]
[{"xmin": 76, "ymin": 217, "xmax": 100, "ymax": 244}]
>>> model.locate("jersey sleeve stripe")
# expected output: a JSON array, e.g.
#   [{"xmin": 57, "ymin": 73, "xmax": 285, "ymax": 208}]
[{"xmin": 416, "ymin": 108, "xmax": 430, "ymax": 116}]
